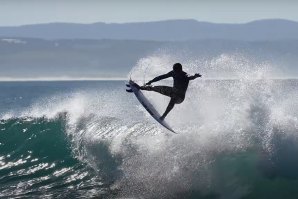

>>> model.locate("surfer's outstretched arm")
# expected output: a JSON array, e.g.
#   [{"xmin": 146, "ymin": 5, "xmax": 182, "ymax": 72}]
[
  {"xmin": 146, "ymin": 72, "xmax": 172, "ymax": 85},
  {"xmin": 188, "ymin": 73, "xmax": 202, "ymax": 80}
]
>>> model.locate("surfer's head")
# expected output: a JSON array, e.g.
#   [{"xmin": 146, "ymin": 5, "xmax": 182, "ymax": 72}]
[{"xmin": 173, "ymin": 63, "xmax": 182, "ymax": 72}]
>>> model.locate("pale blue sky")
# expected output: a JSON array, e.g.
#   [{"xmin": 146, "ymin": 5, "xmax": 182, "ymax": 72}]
[{"xmin": 0, "ymin": 0, "xmax": 297, "ymax": 26}]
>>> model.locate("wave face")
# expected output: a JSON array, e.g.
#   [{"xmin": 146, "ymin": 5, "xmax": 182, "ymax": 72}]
[
  {"xmin": 0, "ymin": 117, "xmax": 105, "ymax": 198},
  {"xmin": 1, "ymin": 54, "xmax": 298, "ymax": 198}
]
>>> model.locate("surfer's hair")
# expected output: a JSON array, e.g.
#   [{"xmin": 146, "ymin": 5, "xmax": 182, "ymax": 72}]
[{"xmin": 173, "ymin": 63, "xmax": 182, "ymax": 72}]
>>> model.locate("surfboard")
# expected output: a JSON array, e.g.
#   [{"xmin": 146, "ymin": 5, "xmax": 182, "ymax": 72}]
[{"xmin": 126, "ymin": 80, "xmax": 177, "ymax": 134}]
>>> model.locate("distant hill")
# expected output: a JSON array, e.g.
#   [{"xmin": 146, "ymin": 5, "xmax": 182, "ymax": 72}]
[{"xmin": 0, "ymin": 19, "xmax": 298, "ymax": 41}]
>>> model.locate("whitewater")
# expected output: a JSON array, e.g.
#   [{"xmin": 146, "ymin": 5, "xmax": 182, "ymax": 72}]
[{"xmin": 1, "ymin": 53, "xmax": 298, "ymax": 198}]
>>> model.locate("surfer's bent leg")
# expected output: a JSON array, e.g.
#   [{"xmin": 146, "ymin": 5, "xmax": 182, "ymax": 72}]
[
  {"xmin": 160, "ymin": 98, "xmax": 175, "ymax": 120},
  {"xmin": 149, "ymin": 86, "xmax": 173, "ymax": 98}
]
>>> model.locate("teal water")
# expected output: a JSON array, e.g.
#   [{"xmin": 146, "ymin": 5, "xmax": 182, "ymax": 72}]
[{"xmin": 0, "ymin": 80, "xmax": 298, "ymax": 198}]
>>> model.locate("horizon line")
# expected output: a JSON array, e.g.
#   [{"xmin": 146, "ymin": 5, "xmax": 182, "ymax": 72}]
[
  {"xmin": 0, "ymin": 77, "xmax": 127, "ymax": 82},
  {"xmin": 1, "ymin": 18, "xmax": 297, "ymax": 28},
  {"xmin": 1, "ymin": 77, "xmax": 298, "ymax": 82}
]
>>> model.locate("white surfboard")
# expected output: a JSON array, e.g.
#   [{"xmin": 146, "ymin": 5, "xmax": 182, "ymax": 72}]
[{"xmin": 126, "ymin": 79, "xmax": 177, "ymax": 134}]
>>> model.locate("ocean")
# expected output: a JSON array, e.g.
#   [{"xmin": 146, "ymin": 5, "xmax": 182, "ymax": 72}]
[{"xmin": 1, "ymin": 79, "xmax": 298, "ymax": 198}]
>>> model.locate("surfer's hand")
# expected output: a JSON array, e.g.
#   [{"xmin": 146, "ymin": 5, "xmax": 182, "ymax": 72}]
[
  {"xmin": 195, "ymin": 73, "xmax": 202, "ymax": 78},
  {"xmin": 145, "ymin": 81, "xmax": 152, "ymax": 85}
]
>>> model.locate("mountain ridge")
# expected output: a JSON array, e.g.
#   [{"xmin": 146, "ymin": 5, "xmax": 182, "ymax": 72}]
[{"xmin": 1, "ymin": 19, "xmax": 298, "ymax": 41}]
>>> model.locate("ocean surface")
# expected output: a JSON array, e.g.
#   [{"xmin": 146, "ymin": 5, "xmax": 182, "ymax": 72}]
[{"xmin": 1, "ymin": 80, "xmax": 298, "ymax": 199}]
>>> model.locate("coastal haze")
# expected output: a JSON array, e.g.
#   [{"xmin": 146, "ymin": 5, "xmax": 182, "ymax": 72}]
[{"xmin": 1, "ymin": 19, "xmax": 298, "ymax": 80}]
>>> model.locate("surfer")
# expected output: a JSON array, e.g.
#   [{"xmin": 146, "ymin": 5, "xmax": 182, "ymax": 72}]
[{"xmin": 140, "ymin": 63, "xmax": 201, "ymax": 120}]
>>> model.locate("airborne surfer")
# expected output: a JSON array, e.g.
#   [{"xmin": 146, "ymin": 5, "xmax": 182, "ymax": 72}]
[{"xmin": 138, "ymin": 63, "xmax": 201, "ymax": 120}]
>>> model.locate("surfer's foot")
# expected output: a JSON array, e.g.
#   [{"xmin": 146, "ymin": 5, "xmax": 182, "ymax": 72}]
[
  {"xmin": 159, "ymin": 115, "xmax": 165, "ymax": 121},
  {"xmin": 132, "ymin": 83, "xmax": 141, "ymax": 90},
  {"xmin": 140, "ymin": 85, "xmax": 153, "ymax": 91}
]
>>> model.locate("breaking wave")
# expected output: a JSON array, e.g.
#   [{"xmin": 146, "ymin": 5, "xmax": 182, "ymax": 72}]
[{"xmin": 1, "ymin": 53, "xmax": 298, "ymax": 198}]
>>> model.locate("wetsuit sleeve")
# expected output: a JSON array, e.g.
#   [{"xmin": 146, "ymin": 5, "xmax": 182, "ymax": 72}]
[
  {"xmin": 188, "ymin": 73, "xmax": 201, "ymax": 80},
  {"xmin": 148, "ymin": 72, "xmax": 173, "ymax": 84},
  {"xmin": 188, "ymin": 75, "xmax": 197, "ymax": 80}
]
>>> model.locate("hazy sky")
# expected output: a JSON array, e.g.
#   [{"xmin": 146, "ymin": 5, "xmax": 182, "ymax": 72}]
[{"xmin": 0, "ymin": 0, "xmax": 298, "ymax": 26}]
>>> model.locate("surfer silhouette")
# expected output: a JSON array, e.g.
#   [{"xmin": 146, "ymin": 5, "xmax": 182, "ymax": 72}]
[{"xmin": 139, "ymin": 63, "xmax": 201, "ymax": 120}]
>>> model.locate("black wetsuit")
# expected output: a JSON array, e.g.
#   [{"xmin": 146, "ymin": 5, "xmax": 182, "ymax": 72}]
[
  {"xmin": 142, "ymin": 70, "xmax": 200, "ymax": 120},
  {"xmin": 147, "ymin": 70, "xmax": 191, "ymax": 104}
]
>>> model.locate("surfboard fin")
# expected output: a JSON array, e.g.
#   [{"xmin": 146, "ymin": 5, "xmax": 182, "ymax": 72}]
[{"xmin": 126, "ymin": 89, "xmax": 133, "ymax": 93}]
